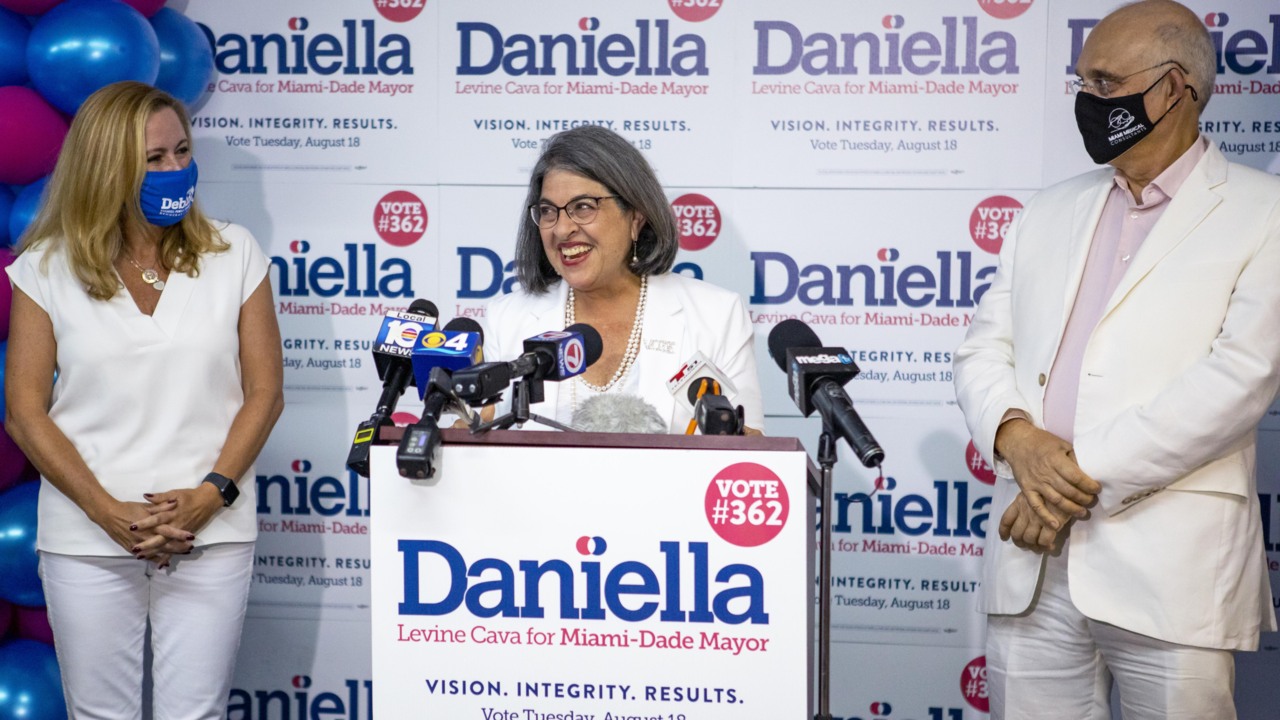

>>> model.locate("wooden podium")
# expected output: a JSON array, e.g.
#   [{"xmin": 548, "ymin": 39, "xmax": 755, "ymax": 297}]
[{"xmin": 369, "ymin": 429, "xmax": 818, "ymax": 719}]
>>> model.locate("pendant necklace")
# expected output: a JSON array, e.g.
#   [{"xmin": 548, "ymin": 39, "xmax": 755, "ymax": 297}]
[{"xmin": 126, "ymin": 256, "xmax": 165, "ymax": 291}]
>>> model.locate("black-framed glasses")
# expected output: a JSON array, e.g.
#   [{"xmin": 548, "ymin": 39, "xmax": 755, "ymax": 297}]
[
  {"xmin": 529, "ymin": 195, "xmax": 619, "ymax": 229},
  {"xmin": 1071, "ymin": 59, "xmax": 1186, "ymax": 97}
]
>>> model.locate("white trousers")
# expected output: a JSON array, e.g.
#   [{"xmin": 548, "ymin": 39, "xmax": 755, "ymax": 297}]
[
  {"xmin": 986, "ymin": 544, "xmax": 1235, "ymax": 720},
  {"xmin": 39, "ymin": 543, "xmax": 254, "ymax": 720}
]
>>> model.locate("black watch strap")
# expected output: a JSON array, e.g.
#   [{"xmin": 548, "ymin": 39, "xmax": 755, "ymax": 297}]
[{"xmin": 202, "ymin": 472, "xmax": 240, "ymax": 507}]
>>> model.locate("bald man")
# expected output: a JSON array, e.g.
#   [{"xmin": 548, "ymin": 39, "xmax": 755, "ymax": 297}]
[{"xmin": 953, "ymin": 1, "xmax": 1280, "ymax": 718}]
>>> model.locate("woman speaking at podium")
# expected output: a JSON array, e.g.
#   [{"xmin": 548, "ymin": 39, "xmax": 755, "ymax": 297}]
[
  {"xmin": 4, "ymin": 81, "xmax": 283, "ymax": 718},
  {"xmin": 484, "ymin": 125, "xmax": 763, "ymax": 434}
]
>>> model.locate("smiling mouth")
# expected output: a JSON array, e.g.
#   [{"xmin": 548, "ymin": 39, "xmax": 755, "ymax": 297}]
[{"xmin": 561, "ymin": 245, "xmax": 591, "ymax": 259}]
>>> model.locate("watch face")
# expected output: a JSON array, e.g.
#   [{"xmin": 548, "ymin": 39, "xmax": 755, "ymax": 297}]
[{"xmin": 206, "ymin": 473, "xmax": 239, "ymax": 506}]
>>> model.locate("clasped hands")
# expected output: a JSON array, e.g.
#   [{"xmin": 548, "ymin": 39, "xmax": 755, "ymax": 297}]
[
  {"xmin": 95, "ymin": 483, "xmax": 224, "ymax": 568},
  {"xmin": 994, "ymin": 419, "xmax": 1101, "ymax": 553}
]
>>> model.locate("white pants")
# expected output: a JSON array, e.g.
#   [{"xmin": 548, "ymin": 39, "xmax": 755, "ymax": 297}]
[
  {"xmin": 40, "ymin": 543, "xmax": 254, "ymax": 720},
  {"xmin": 986, "ymin": 544, "xmax": 1235, "ymax": 720}
]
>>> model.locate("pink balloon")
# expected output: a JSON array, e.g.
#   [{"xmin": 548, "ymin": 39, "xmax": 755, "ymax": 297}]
[
  {"xmin": 13, "ymin": 605, "xmax": 52, "ymax": 645},
  {"xmin": 120, "ymin": 0, "xmax": 163, "ymax": 17},
  {"xmin": 0, "ymin": 87, "xmax": 68, "ymax": 186},
  {"xmin": 0, "ymin": 429, "xmax": 32, "ymax": 493},
  {"xmin": 0, "ymin": 247, "xmax": 14, "ymax": 340},
  {"xmin": 0, "ymin": 0, "xmax": 64, "ymax": 14}
]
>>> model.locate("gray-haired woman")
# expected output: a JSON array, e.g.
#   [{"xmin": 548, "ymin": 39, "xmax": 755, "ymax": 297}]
[{"xmin": 483, "ymin": 125, "xmax": 763, "ymax": 433}]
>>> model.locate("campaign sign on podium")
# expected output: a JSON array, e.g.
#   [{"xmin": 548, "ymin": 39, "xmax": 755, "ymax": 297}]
[{"xmin": 370, "ymin": 432, "xmax": 812, "ymax": 719}]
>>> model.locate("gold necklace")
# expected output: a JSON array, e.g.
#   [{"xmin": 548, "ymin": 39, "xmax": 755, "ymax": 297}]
[{"xmin": 126, "ymin": 256, "xmax": 165, "ymax": 291}]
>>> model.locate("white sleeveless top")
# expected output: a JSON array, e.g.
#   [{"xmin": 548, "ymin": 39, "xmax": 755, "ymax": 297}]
[{"xmin": 7, "ymin": 222, "xmax": 268, "ymax": 555}]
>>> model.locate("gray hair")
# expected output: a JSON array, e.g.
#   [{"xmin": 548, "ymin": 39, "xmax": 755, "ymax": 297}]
[
  {"xmin": 514, "ymin": 125, "xmax": 678, "ymax": 295},
  {"xmin": 1153, "ymin": 17, "xmax": 1216, "ymax": 108}
]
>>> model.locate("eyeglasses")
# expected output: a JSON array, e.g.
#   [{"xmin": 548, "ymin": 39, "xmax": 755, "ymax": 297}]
[
  {"xmin": 529, "ymin": 195, "xmax": 619, "ymax": 229},
  {"xmin": 1071, "ymin": 60, "xmax": 1185, "ymax": 97}
]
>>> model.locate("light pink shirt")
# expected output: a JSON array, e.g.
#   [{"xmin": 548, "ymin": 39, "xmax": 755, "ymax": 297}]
[{"xmin": 1042, "ymin": 137, "xmax": 1208, "ymax": 442}]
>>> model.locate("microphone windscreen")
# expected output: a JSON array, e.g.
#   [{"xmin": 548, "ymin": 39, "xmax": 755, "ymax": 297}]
[
  {"xmin": 443, "ymin": 317, "xmax": 484, "ymax": 345},
  {"xmin": 767, "ymin": 318, "xmax": 822, "ymax": 371},
  {"xmin": 572, "ymin": 394, "xmax": 667, "ymax": 434},
  {"xmin": 408, "ymin": 299, "xmax": 439, "ymax": 318},
  {"xmin": 565, "ymin": 323, "xmax": 604, "ymax": 367}
]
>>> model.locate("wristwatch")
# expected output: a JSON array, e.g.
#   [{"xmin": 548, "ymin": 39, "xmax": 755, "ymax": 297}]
[{"xmin": 202, "ymin": 472, "xmax": 240, "ymax": 507}]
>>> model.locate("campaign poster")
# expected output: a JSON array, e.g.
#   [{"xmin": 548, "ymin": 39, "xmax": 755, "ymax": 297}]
[
  {"xmin": 370, "ymin": 442, "xmax": 811, "ymax": 718},
  {"xmin": 730, "ymin": 0, "xmax": 1048, "ymax": 189},
  {"xmin": 184, "ymin": 0, "xmax": 438, "ymax": 185}
]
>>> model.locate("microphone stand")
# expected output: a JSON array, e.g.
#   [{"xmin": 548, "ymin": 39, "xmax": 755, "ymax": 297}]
[
  {"xmin": 815, "ymin": 429, "xmax": 837, "ymax": 720},
  {"xmin": 470, "ymin": 378, "xmax": 576, "ymax": 433}
]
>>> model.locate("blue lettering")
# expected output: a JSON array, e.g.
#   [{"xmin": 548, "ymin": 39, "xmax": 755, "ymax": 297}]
[
  {"xmin": 397, "ymin": 540, "xmax": 766, "ymax": 624},
  {"xmin": 456, "ymin": 20, "xmax": 708, "ymax": 77},
  {"xmin": 753, "ymin": 17, "xmax": 1018, "ymax": 76},
  {"xmin": 199, "ymin": 19, "xmax": 412, "ymax": 76}
]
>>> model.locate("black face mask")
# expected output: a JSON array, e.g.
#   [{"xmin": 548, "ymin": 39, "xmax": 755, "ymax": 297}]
[{"xmin": 1073, "ymin": 68, "xmax": 1195, "ymax": 164}]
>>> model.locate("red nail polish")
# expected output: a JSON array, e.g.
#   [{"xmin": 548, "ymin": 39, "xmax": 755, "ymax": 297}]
[
  {"xmin": 130, "ymin": 546, "xmax": 140, "ymax": 553},
  {"xmin": 143, "ymin": 493, "xmax": 154, "ymax": 498},
  {"xmin": 185, "ymin": 534, "xmax": 195, "ymax": 541},
  {"xmin": 129, "ymin": 524, "xmax": 137, "ymax": 531}
]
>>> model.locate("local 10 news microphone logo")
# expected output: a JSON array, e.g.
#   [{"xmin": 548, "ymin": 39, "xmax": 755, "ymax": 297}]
[{"xmin": 270, "ymin": 191, "xmax": 427, "ymax": 299}]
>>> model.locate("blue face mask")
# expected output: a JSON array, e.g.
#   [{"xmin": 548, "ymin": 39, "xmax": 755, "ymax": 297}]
[{"xmin": 139, "ymin": 160, "xmax": 198, "ymax": 227}]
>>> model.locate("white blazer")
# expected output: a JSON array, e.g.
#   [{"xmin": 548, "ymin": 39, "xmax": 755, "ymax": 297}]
[
  {"xmin": 482, "ymin": 272, "xmax": 764, "ymax": 433},
  {"xmin": 954, "ymin": 143, "xmax": 1280, "ymax": 650}
]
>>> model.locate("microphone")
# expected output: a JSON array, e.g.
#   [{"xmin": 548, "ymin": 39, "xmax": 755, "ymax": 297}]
[
  {"xmin": 667, "ymin": 351, "xmax": 738, "ymax": 413},
  {"xmin": 397, "ymin": 318, "xmax": 485, "ymax": 479},
  {"xmin": 695, "ymin": 394, "xmax": 744, "ymax": 436},
  {"xmin": 410, "ymin": 317, "xmax": 484, "ymax": 398},
  {"xmin": 347, "ymin": 299, "xmax": 438, "ymax": 478},
  {"xmin": 572, "ymin": 394, "xmax": 668, "ymax": 434},
  {"xmin": 667, "ymin": 351, "xmax": 741, "ymax": 435},
  {"xmin": 451, "ymin": 323, "xmax": 603, "ymax": 405},
  {"xmin": 767, "ymin": 319, "xmax": 884, "ymax": 468}
]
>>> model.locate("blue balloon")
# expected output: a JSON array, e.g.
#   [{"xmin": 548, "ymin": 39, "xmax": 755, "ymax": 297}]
[
  {"xmin": 0, "ymin": 639, "xmax": 65, "ymax": 720},
  {"xmin": 8, "ymin": 176, "xmax": 47, "ymax": 246},
  {"xmin": 0, "ymin": 7, "xmax": 30, "ymax": 87},
  {"xmin": 0, "ymin": 481, "xmax": 42, "ymax": 606},
  {"xmin": 0, "ymin": 186, "xmax": 14, "ymax": 247},
  {"xmin": 26, "ymin": 0, "xmax": 159, "ymax": 114},
  {"xmin": 150, "ymin": 7, "xmax": 213, "ymax": 107}
]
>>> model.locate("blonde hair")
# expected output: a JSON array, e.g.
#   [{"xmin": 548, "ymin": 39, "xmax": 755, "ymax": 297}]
[{"xmin": 18, "ymin": 81, "xmax": 227, "ymax": 300}]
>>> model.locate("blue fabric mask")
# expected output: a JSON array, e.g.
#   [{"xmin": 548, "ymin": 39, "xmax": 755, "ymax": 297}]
[{"xmin": 139, "ymin": 161, "xmax": 198, "ymax": 227}]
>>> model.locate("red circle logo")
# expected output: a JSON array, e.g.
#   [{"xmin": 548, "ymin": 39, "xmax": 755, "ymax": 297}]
[
  {"xmin": 374, "ymin": 0, "xmax": 427, "ymax": 22},
  {"xmin": 563, "ymin": 338, "xmax": 585, "ymax": 374},
  {"xmin": 669, "ymin": 0, "xmax": 722, "ymax": 23},
  {"xmin": 965, "ymin": 440, "xmax": 996, "ymax": 485},
  {"xmin": 704, "ymin": 463, "xmax": 789, "ymax": 547},
  {"xmin": 961, "ymin": 656, "xmax": 990, "ymax": 712},
  {"xmin": 976, "ymin": 0, "xmax": 1034, "ymax": 20},
  {"xmin": 374, "ymin": 190, "xmax": 428, "ymax": 247},
  {"xmin": 391, "ymin": 411, "xmax": 420, "ymax": 426},
  {"xmin": 671, "ymin": 193, "xmax": 721, "ymax": 251},
  {"xmin": 969, "ymin": 195, "xmax": 1022, "ymax": 255}
]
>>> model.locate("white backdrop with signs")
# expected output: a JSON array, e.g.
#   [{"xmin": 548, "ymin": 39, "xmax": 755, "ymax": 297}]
[{"xmin": 175, "ymin": 1, "xmax": 1280, "ymax": 718}]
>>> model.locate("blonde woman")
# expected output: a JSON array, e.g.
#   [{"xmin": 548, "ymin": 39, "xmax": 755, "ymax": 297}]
[{"xmin": 4, "ymin": 81, "xmax": 283, "ymax": 719}]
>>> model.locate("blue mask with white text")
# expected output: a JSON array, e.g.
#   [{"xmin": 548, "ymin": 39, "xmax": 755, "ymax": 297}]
[{"xmin": 139, "ymin": 161, "xmax": 198, "ymax": 227}]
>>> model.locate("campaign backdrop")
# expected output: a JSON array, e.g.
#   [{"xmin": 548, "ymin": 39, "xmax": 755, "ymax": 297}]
[{"xmin": 135, "ymin": 0, "xmax": 1280, "ymax": 718}]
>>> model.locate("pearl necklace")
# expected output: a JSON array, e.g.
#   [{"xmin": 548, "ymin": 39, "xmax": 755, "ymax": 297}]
[{"xmin": 565, "ymin": 274, "xmax": 647, "ymax": 394}]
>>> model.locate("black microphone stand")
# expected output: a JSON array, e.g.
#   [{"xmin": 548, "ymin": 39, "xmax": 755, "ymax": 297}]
[
  {"xmin": 814, "ymin": 428, "xmax": 838, "ymax": 720},
  {"xmin": 470, "ymin": 377, "xmax": 576, "ymax": 433}
]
